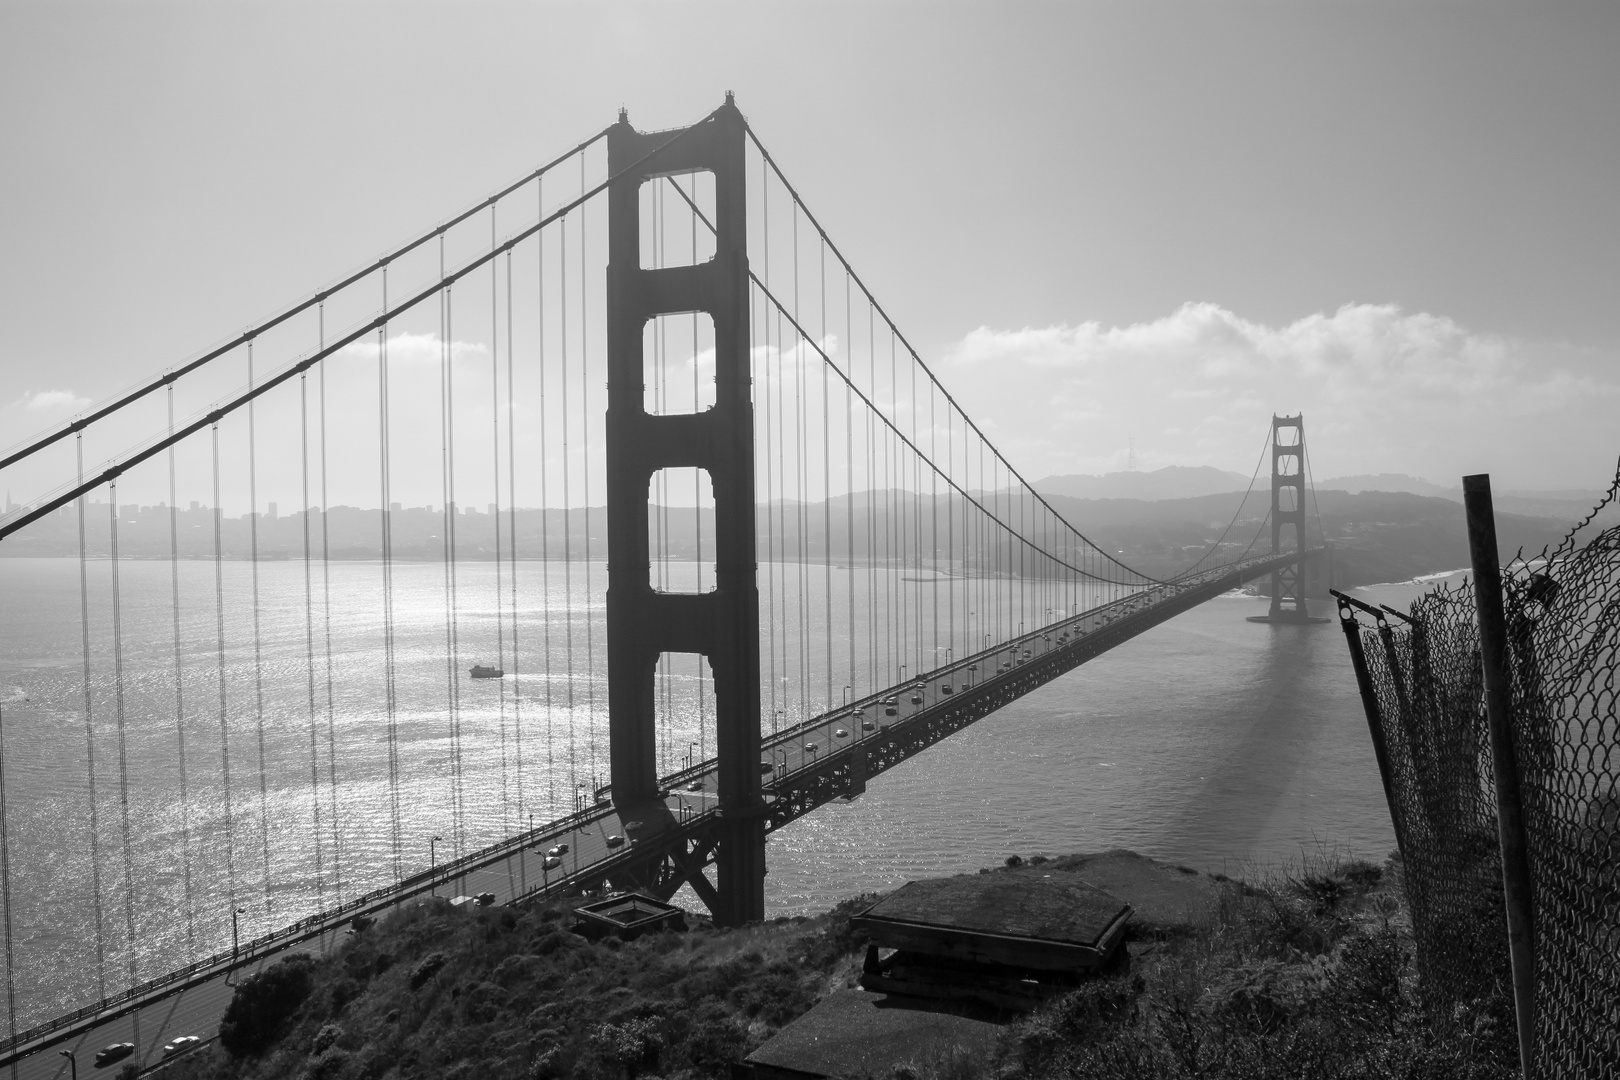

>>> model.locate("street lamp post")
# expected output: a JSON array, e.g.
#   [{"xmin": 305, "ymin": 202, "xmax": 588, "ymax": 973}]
[
  {"xmin": 58, "ymin": 1050, "xmax": 75, "ymax": 1080},
  {"xmin": 842, "ymin": 685, "xmax": 850, "ymax": 707},
  {"xmin": 429, "ymin": 835, "xmax": 443, "ymax": 895},
  {"xmin": 688, "ymin": 741, "xmax": 697, "ymax": 769},
  {"xmin": 229, "ymin": 905, "xmax": 247, "ymax": 982}
]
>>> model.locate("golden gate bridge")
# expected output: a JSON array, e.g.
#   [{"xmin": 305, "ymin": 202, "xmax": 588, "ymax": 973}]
[{"xmin": 0, "ymin": 95, "xmax": 1322, "ymax": 1076}]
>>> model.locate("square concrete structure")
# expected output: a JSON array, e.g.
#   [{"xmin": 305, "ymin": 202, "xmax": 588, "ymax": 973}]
[
  {"xmin": 573, "ymin": 892, "xmax": 685, "ymax": 939},
  {"xmin": 740, "ymin": 989, "xmax": 1003, "ymax": 1080},
  {"xmin": 852, "ymin": 873, "xmax": 1132, "ymax": 973}
]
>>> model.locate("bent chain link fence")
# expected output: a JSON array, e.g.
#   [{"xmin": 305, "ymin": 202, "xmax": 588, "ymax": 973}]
[{"xmin": 1342, "ymin": 466, "xmax": 1620, "ymax": 1079}]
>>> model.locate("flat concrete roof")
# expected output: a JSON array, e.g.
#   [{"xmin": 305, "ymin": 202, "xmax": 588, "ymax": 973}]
[
  {"xmin": 744, "ymin": 990, "xmax": 1003, "ymax": 1079},
  {"xmin": 855, "ymin": 872, "xmax": 1130, "ymax": 949}
]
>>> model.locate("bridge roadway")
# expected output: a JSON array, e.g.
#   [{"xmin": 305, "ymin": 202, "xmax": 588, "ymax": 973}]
[{"xmin": 2, "ymin": 552, "xmax": 1306, "ymax": 1078}]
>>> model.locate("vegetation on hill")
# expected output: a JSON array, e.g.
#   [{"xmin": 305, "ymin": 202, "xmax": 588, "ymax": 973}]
[
  {"xmin": 158, "ymin": 893, "xmax": 873, "ymax": 1080},
  {"xmin": 161, "ymin": 853, "xmax": 1514, "ymax": 1080},
  {"xmin": 905, "ymin": 853, "xmax": 1516, "ymax": 1080}
]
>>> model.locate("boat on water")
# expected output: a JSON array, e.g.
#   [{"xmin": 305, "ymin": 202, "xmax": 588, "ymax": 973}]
[{"xmin": 469, "ymin": 664, "xmax": 504, "ymax": 679}]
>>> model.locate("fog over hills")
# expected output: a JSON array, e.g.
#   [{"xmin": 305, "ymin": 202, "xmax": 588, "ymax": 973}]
[{"xmin": 1034, "ymin": 465, "xmax": 1251, "ymax": 501}]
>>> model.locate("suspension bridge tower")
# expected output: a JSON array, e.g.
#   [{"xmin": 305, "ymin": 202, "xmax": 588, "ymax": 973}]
[
  {"xmin": 1248, "ymin": 414, "xmax": 1328, "ymax": 624},
  {"xmin": 605, "ymin": 95, "xmax": 766, "ymax": 924}
]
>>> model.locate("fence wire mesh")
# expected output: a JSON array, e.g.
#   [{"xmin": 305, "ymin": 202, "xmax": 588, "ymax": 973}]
[{"xmin": 1344, "ymin": 467, "xmax": 1620, "ymax": 1079}]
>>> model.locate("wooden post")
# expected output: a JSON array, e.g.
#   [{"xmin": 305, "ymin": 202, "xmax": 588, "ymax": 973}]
[{"xmin": 1462, "ymin": 473, "xmax": 1536, "ymax": 1079}]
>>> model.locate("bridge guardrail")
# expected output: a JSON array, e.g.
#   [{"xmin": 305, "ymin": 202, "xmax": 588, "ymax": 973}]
[{"xmin": 0, "ymin": 800, "xmax": 616, "ymax": 1058}]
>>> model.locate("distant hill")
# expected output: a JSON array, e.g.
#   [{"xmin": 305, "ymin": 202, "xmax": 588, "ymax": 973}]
[
  {"xmin": 1037, "ymin": 487, "xmax": 1591, "ymax": 589},
  {"xmin": 1318, "ymin": 473, "xmax": 1455, "ymax": 498},
  {"xmin": 1318, "ymin": 474, "xmax": 1613, "ymax": 526},
  {"xmin": 1035, "ymin": 465, "xmax": 1251, "ymax": 501}
]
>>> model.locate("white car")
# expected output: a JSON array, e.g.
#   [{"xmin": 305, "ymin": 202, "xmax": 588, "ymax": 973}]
[
  {"xmin": 163, "ymin": 1035, "xmax": 201, "ymax": 1056},
  {"xmin": 546, "ymin": 844, "xmax": 569, "ymax": 858},
  {"xmin": 542, "ymin": 855, "xmax": 562, "ymax": 870}
]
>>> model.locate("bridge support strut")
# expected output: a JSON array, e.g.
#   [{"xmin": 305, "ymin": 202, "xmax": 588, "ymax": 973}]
[{"xmin": 605, "ymin": 96, "xmax": 765, "ymax": 925}]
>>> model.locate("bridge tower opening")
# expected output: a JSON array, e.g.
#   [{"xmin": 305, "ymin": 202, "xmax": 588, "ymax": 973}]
[
  {"xmin": 1248, "ymin": 414, "xmax": 1328, "ymax": 625},
  {"xmin": 605, "ymin": 96, "xmax": 765, "ymax": 924}
]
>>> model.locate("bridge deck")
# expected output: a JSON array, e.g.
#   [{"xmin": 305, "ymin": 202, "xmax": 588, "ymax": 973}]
[{"xmin": 0, "ymin": 551, "xmax": 1310, "ymax": 1078}]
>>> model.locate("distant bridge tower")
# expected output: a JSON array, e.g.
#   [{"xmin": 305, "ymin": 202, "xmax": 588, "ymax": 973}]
[
  {"xmin": 1249, "ymin": 414, "xmax": 1326, "ymax": 624},
  {"xmin": 605, "ymin": 96, "xmax": 765, "ymax": 924}
]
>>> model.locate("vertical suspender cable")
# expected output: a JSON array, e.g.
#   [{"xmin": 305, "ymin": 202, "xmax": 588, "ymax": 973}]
[
  {"xmin": 210, "ymin": 423, "xmax": 238, "ymax": 910},
  {"xmin": 318, "ymin": 304, "xmax": 340, "ymax": 901},
  {"xmin": 377, "ymin": 289, "xmax": 397, "ymax": 872},
  {"xmin": 439, "ymin": 240, "xmax": 466, "ymax": 856},
  {"xmin": 107, "ymin": 485, "xmax": 139, "ymax": 991},
  {"xmin": 75, "ymin": 434, "xmax": 108, "ymax": 997},
  {"xmin": 845, "ymin": 274, "xmax": 855, "ymax": 696},
  {"xmin": 0, "ymin": 702, "xmax": 14, "ymax": 1055},
  {"xmin": 505, "ymin": 247, "xmax": 524, "ymax": 828},
  {"xmin": 820, "ymin": 241, "xmax": 832, "ymax": 710},
  {"xmin": 581, "ymin": 157, "xmax": 598, "ymax": 793},
  {"xmin": 491, "ymin": 208, "xmax": 510, "ymax": 832},
  {"xmin": 299, "ymin": 372, "xmax": 325, "ymax": 905},
  {"xmin": 560, "ymin": 213, "xmax": 576, "ymax": 805},
  {"xmin": 538, "ymin": 181, "xmax": 557, "ymax": 819},
  {"xmin": 378, "ymin": 268, "xmax": 403, "ymax": 881},
  {"xmin": 165, "ymin": 387, "xmax": 195, "ymax": 952},
  {"xmin": 246, "ymin": 343, "xmax": 271, "ymax": 914}
]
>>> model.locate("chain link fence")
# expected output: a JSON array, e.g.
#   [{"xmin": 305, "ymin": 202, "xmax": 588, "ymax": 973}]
[{"xmin": 1338, "ymin": 467, "xmax": 1620, "ymax": 1079}]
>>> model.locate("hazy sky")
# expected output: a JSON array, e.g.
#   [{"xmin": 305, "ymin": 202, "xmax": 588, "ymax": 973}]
[{"xmin": 3, "ymin": 2, "xmax": 1617, "ymax": 498}]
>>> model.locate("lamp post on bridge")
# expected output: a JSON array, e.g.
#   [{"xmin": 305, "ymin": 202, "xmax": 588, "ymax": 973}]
[
  {"xmin": 429, "ymin": 835, "xmax": 443, "ymax": 895},
  {"xmin": 229, "ymin": 905, "xmax": 247, "ymax": 982},
  {"xmin": 59, "ymin": 1050, "xmax": 75, "ymax": 1080}
]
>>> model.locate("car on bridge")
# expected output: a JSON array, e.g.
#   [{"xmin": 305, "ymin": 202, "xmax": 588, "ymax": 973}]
[
  {"xmin": 162, "ymin": 1035, "xmax": 201, "ymax": 1057},
  {"xmin": 760, "ymin": 760, "xmax": 774, "ymax": 773},
  {"xmin": 94, "ymin": 1043, "xmax": 135, "ymax": 1067},
  {"xmin": 543, "ymin": 855, "xmax": 563, "ymax": 870},
  {"xmin": 606, "ymin": 834, "xmax": 626, "ymax": 848},
  {"xmin": 547, "ymin": 843, "xmax": 569, "ymax": 857}
]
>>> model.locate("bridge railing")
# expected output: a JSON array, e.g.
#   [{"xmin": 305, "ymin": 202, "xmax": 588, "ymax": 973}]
[{"xmin": 0, "ymin": 799, "xmax": 616, "ymax": 1058}]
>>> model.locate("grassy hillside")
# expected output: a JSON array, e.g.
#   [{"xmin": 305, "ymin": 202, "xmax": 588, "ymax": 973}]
[{"xmin": 160, "ymin": 851, "xmax": 1516, "ymax": 1080}]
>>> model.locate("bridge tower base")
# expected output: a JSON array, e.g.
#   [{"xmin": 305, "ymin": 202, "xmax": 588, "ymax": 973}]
[
  {"xmin": 1247, "ymin": 414, "xmax": 1328, "ymax": 625},
  {"xmin": 605, "ymin": 97, "xmax": 765, "ymax": 925}
]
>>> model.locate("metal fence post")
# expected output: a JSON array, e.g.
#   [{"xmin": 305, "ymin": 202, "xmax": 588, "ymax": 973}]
[
  {"xmin": 1463, "ymin": 473, "xmax": 1536, "ymax": 1079},
  {"xmin": 1333, "ymin": 592, "xmax": 1404, "ymax": 850}
]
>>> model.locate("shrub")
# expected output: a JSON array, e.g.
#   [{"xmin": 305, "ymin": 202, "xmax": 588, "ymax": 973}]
[
  {"xmin": 303, "ymin": 1047, "xmax": 353, "ymax": 1080},
  {"xmin": 312, "ymin": 1023, "xmax": 344, "ymax": 1055},
  {"xmin": 218, "ymin": 953, "xmax": 317, "ymax": 1057},
  {"xmin": 409, "ymin": 951, "xmax": 448, "ymax": 990}
]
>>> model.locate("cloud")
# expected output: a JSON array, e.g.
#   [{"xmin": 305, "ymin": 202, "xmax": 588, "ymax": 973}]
[
  {"xmin": 939, "ymin": 303, "xmax": 1619, "ymax": 487},
  {"xmin": 12, "ymin": 389, "xmax": 92, "ymax": 414},
  {"xmin": 336, "ymin": 331, "xmax": 489, "ymax": 366}
]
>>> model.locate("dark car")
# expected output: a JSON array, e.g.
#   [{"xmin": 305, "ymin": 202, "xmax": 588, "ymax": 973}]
[
  {"xmin": 606, "ymin": 834, "xmax": 626, "ymax": 848},
  {"xmin": 546, "ymin": 843, "xmax": 569, "ymax": 858},
  {"xmin": 474, "ymin": 892, "xmax": 496, "ymax": 906},
  {"xmin": 94, "ymin": 1043, "xmax": 135, "ymax": 1067}
]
